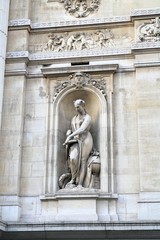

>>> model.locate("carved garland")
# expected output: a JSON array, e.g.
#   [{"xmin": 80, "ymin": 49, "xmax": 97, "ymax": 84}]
[
  {"xmin": 60, "ymin": 0, "xmax": 100, "ymax": 18},
  {"xmin": 53, "ymin": 72, "xmax": 106, "ymax": 100}
]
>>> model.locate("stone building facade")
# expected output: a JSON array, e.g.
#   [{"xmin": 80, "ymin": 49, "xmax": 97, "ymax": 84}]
[{"xmin": 0, "ymin": 0, "xmax": 160, "ymax": 239}]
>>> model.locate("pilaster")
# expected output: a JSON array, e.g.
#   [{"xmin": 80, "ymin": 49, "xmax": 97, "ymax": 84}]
[{"xmin": 0, "ymin": 0, "xmax": 10, "ymax": 128}]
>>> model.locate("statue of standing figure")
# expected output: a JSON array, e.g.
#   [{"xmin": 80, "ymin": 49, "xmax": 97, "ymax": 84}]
[{"xmin": 59, "ymin": 99, "xmax": 100, "ymax": 190}]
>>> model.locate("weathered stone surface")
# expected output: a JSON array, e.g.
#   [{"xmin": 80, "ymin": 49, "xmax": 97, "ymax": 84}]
[{"xmin": 0, "ymin": 1, "xmax": 160, "ymax": 238}]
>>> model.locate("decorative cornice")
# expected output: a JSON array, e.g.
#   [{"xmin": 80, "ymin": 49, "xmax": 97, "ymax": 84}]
[
  {"xmin": 8, "ymin": 8, "xmax": 160, "ymax": 35},
  {"xmin": 8, "ymin": 16, "xmax": 131, "ymax": 31},
  {"xmin": 6, "ymin": 51, "xmax": 29, "ymax": 58},
  {"xmin": 132, "ymin": 41, "xmax": 160, "ymax": 51},
  {"xmin": 131, "ymin": 8, "xmax": 160, "ymax": 17},
  {"xmin": 8, "ymin": 19, "xmax": 31, "ymax": 27},
  {"xmin": 6, "ymin": 41, "xmax": 160, "ymax": 62},
  {"xmin": 30, "ymin": 48, "xmax": 131, "ymax": 61},
  {"xmin": 134, "ymin": 61, "xmax": 160, "ymax": 68},
  {"xmin": 32, "ymin": 16, "xmax": 131, "ymax": 28},
  {"xmin": 5, "ymin": 48, "xmax": 131, "ymax": 63}
]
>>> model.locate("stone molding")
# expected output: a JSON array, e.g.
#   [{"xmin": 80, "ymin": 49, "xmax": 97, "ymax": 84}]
[
  {"xmin": 6, "ymin": 221, "xmax": 160, "ymax": 231},
  {"xmin": 134, "ymin": 61, "xmax": 160, "ymax": 68},
  {"xmin": 5, "ymin": 69, "xmax": 28, "ymax": 77},
  {"xmin": 131, "ymin": 8, "xmax": 160, "ymax": 17},
  {"xmin": 6, "ymin": 51, "xmax": 29, "ymax": 59},
  {"xmin": 2, "ymin": 222, "xmax": 160, "ymax": 239},
  {"xmin": 132, "ymin": 41, "xmax": 160, "ymax": 51},
  {"xmin": 40, "ymin": 192, "xmax": 118, "ymax": 200},
  {"xmin": 8, "ymin": 8, "xmax": 160, "ymax": 31},
  {"xmin": 6, "ymin": 51, "xmax": 29, "ymax": 64},
  {"xmin": 6, "ymin": 41, "xmax": 160, "ymax": 62},
  {"xmin": 6, "ymin": 48, "xmax": 131, "ymax": 62},
  {"xmin": 8, "ymin": 18, "xmax": 31, "ymax": 27},
  {"xmin": 41, "ymin": 64, "xmax": 118, "ymax": 76},
  {"xmin": 8, "ymin": 16, "xmax": 131, "ymax": 31}
]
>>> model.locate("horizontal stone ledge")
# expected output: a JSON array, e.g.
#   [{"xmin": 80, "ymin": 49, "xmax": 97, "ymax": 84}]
[
  {"xmin": 134, "ymin": 61, "xmax": 160, "ymax": 68},
  {"xmin": 6, "ymin": 221, "xmax": 160, "ymax": 232},
  {"xmin": 41, "ymin": 64, "xmax": 119, "ymax": 77},
  {"xmin": 6, "ymin": 48, "xmax": 131, "ymax": 63},
  {"xmin": 40, "ymin": 192, "xmax": 118, "ymax": 200},
  {"xmin": 131, "ymin": 7, "xmax": 160, "ymax": 18},
  {"xmin": 138, "ymin": 199, "xmax": 160, "ymax": 203},
  {"xmin": 8, "ymin": 16, "xmax": 131, "ymax": 31},
  {"xmin": 8, "ymin": 8, "xmax": 160, "ymax": 32},
  {"xmin": 132, "ymin": 42, "xmax": 160, "ymax": 52},
  {"xmin": 0, "ymin": 202, "xmax": 21, "ymax": 207},
  {"xmin": 5, "ymin": 69, "xmax": 28, "ymax": 76}
]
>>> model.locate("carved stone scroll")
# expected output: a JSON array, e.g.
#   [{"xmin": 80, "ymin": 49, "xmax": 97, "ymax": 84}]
[{"xmin": 137, "ymin": 17, "xmax": 160, "ymax": 42}]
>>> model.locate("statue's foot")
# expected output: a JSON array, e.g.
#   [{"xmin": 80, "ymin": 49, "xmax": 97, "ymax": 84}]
[
  {"xmin": 68, "ymin": 179, "xmax": 75, "ymax": 185},
  {"xmin": 65, "ymin": 180, "xmax": 76, "ymax": 189},
  {"xmin": 76, "ymin": 184, "xmax": 83, "ymax": 190}
]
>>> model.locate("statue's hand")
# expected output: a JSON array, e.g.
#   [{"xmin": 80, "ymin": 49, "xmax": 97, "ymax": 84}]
[
  {"xmin": 66, "ymin": 129, "xmax": 72, "ymax": 136},
  {"xmin": 63, "ymin": 135, "xmax": 72, "ymax": 146}
]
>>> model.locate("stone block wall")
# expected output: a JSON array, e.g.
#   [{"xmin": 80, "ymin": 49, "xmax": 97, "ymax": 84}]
[{"xmin": 0, "ymin": 0, "xmax": 160, "ymax": 230}]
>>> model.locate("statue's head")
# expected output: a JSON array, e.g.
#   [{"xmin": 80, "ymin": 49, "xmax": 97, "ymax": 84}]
[{"xmin": 73, "ymin": 99, "xmax": 85, "ymax": 108}]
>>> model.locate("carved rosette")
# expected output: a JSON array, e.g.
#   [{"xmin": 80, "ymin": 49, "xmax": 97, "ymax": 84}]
[
  {"xmin": 53, "ymin": 72, "xmax": 107, "ymax": 101},
  {"xmin": 60, "ymin": 0, "xmax": 100, "ymax": 18},
  {"xmin": 137, "ymin": 17, "xmax": 160, "ymax": 42}
]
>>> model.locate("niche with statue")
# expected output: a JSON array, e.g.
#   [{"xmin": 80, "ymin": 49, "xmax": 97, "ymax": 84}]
[{"xmin": 44, "ymin": 71, "xmax": 116, "ymax": 195}]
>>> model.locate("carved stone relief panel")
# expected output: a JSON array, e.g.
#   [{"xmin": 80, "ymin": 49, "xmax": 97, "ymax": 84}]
[
  {"xmin": 42, "ymin": 29, "xmax": 114, "ymax": 52},
  {"xmin": 60, "ymin": 0, "xmax": 100, "ymax": 18},
  {"xmin": 137, "ymin": 17, "xmax": 160, "ymax": 42},
  {"xmin": 29, "ymin": 27, "xmax": 133, "ymax": 53}
]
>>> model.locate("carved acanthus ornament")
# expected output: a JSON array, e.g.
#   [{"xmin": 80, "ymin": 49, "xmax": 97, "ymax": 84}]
[
  {"xmin": 43, "ymin": 29, "xmax": 115, "ymax": 52},
  {"xmin": 53, "ymin": 72, "xmax": 106, "ymax": 100},
  {"xmin": 137, "ymin": 17, "xmax": 160, "ymax": 42},
  {"xmin": 60, "ymin": 0, "xmax": 100, "ymax": 18}
]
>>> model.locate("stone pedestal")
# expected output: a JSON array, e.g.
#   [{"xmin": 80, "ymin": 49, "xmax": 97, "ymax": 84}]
[{"xmin": 40, "ymin": 193, "xmax": 118, "ymax": 222}]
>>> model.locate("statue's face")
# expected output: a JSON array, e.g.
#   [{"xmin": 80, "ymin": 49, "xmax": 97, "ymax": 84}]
[{"xmin": 74, "ymin": 104, "xmax": 83, "ymax": 114}]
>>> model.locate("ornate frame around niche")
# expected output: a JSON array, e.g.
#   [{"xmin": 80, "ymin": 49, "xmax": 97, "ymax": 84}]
[{"xmin": 42, "ymin": 64, "xmax": 118, "ymax": 197}]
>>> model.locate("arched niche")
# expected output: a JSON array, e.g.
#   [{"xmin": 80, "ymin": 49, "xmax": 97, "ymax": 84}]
[{"xmin": 51, "ymin": 84, "xmax": 108, "ymax": 193}]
